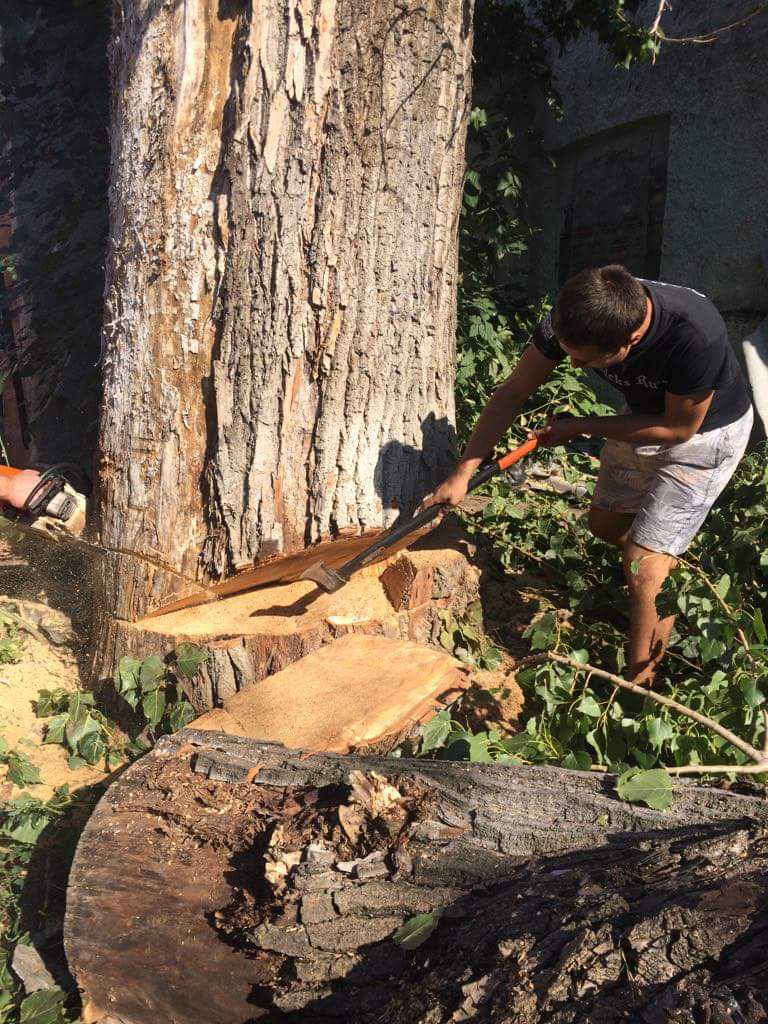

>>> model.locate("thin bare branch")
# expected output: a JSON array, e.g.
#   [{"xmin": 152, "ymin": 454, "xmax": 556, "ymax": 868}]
[
  {"xmin": 666, "ymin": 763, "xmax": 768, "ymax": 776},
  {"xmin": 652, "ymin": 3, "xmax": 766, "ymax": 45},
  {"xmin": 649, "ymin": 0, "xmax": 667, "ymax": 36}
]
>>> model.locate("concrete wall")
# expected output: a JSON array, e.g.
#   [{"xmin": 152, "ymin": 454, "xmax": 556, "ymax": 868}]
[{"xmin": 527, "ymin": 0, "xmax": 768, "ymax": 348}]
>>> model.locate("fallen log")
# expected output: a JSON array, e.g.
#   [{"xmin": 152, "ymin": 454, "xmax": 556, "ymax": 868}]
[{"xmin": 65, "ymin": 730, "xmax": 768, "ymax": 1024}]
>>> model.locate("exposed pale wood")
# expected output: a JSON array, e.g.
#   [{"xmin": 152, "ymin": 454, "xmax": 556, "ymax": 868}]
[
  {"xmin": 191, "ymin": 634, "xmax": 471, "ymax": 753},
  {"xmin": 65, "ymin": 731, "xmax": 768, "ymax": 1024},
  {"xmin": 145, "ymin": 522, "xmax": 439, "ymax": 619},
  {"xmin": 95, "ymin": 541, "xmax": 481, "ymax": 711}
]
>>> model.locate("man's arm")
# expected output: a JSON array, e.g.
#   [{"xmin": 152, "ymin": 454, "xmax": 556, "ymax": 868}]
[
  {"xmin": 423, "ymin": 344, "xmax": 556, "ymax": 508},
  {"xmin": 460, "ymin": 344, "xmax": 557, "ymax": 469},
  {"xmin": 537, "ymin": 391, "xmax": 714, "ymax": 448},
  {"xmin": 0, "ymin": 469, "xmax": 42, "ymax": 511}
]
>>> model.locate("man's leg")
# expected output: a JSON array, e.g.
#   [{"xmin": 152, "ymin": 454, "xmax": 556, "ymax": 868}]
[
  {"xmin": 588, "ymin": 509, "xmax": 676, "ymax": 685},
  {"xmin": 622, "ymin": 541, "xmax": 676, "ymax": 686},
  {"xmin": 587, "ymin": 439, "xmax": 675, "ymax": 684},
  {"xmin": 587, "ymin": 507, "xmax": 635, "ymax": 547}
]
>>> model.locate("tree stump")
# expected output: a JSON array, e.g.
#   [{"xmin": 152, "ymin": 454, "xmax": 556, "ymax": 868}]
[
  {"xmin": 96, "ymin": 540, "xmax": 481, "ymax": 711},
  {"xmin": 65, "ymin": 730, "xmax": 768, "ymax": 1024}
]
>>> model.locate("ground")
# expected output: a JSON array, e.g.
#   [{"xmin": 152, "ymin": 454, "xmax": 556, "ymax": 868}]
[{"xmin": 0, "ymin": 530, "xmax": 107, "ymax": 801}]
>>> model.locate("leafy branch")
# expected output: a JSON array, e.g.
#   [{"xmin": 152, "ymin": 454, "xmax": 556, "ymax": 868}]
[
  {"xmin": 518, "ymin": 651, "xmax": 768, "ymax": 777},
  {"xmin": 113, "ymin": 643, "xmax": 207, "ymax": 733}
]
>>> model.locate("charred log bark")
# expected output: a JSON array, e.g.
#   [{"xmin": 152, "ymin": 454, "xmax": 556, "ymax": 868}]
[{"xmin": 66, "ymin": 731, "xmax": 768, "ymax": 1024}]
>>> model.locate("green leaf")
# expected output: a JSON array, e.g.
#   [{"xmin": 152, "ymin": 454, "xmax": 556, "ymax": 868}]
[
  {"xmin": 646, "ymin": 717, "xmax": 674, "ymax": 750},
  {"xmin": 576, "ymin": 695, "xmax": 601, "ymax": 718},
  {"xmin": 739, "ymin": 676, "xmax": 765, "ymax": 710},
  {"xmin": 71, "ymin": 713, "xmax": 102, "ymax": 756},
  {"xmin": 698, "ymin": 636, "xmax": 725, "ymax": 663},
  {"xmin": 754, "ymin": 607, "xmax": 767, "ymax": 644},
  {"xmin": 117, "ymin": 655, "xmax": 142, "ymax": 693},
  {"xmin": 67, "ymin": 691, "xmax": 95, "ymax": 718},
  {"xmin": 420, "ymin": 710, "xmax": 451, "ymax": 754},
  {"xmin": 466, "ymin": 601, "xmax": 483, "ymax": 626},
  {"xmin": 166, "ymin": 700, "xmax": 196, "ymax": 733},
  {"xmin": 142, "ymin": 687, "xmax": 166, "ymax": 727},
  {"xmin": 140, "ymin": 655, "xmax": 166, "ymax": 692},
  {"xmin": 468, "ymin": 733, "xmax": 493, "ymax": 763},
  {"xmin": 715, "ymin": 574, "xmax": 731, "ymax": 599},
  {"xmin": 64, "ymin": 708, "xmax": 95, "ymax": 749},
  {"xmin": 6, "ymin": 752, "xmax": 41, "ymax": 788},
  {"xmin": 121, "ymin": 687, "xmax": 140, "ymax": 710},
  {"xmin": 107, "ymin": 749, "xmax": 123, "ymax": 769},
  {"xmin": 616, "ymin": 768, "xmax": 673, "ymax": 811},
  {"xmin": 480, "ymin": 645, "xmax": 502, "ymax": 670},
  {"xmin": 174, "ymin": 643, "xmax": 208, "ymax": 679},
  {"xmin": 1, "ymin": 807, "xmax": 50, "ymax": 845},
  {"xmin": 42, "ymin": 713, "xmax": 68, "ymax": 746},
  {"xmin": 68, "ymin": 755, "xmax": 87, "ymax": 771},
  {"xmin": 561, "ymin": 750, "xmax": 591, "ymax": 771},
  {"xmin": 34, "ymin": 689, "xmax": 65, "ymax": 717},
  {"xmin": 392, "ymin": 907, "xmax": 443, "ymax": 950},
  {"xmin": 79, "ymin": 730, "xmax": 107, "ymax": 766},
  {"xmin": 19, "ymin": 988, "xmax": 67, "ymax": 1024},
  {"xmin": 439, "ymin": 629, "xmax": 454, "ymax": 651}
]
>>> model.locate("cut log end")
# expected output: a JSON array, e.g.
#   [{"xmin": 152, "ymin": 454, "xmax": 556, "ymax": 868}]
[{"xmin": 190, "ymin": 633, "xmax": 472, "ymax": 754}]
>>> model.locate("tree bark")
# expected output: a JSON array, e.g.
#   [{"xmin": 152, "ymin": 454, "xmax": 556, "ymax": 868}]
[
  {"xmin": 65, "ymin": 729, "xmax": 768, "ymax": 1024},
  {"xmin": 91, "ymin": 0, "xmax": 474, "ymax": 679}
]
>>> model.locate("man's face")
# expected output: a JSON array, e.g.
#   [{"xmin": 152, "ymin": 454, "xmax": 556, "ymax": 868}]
[
  {"xmin": 557, "ymin": 296, "xmax": 652, "ymax": 370},
  {"xmin": 557, "ymin": 338, "xmax": 632, "ymax": 370}
]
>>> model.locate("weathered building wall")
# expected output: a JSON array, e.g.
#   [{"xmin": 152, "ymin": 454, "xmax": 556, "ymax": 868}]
[{"xmin": 527, "ymin": 0, "xmax": 768, "ymax": 359}]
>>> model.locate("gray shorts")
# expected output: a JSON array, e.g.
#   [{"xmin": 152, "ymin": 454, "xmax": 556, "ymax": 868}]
[{"xmin": 592, "ymin": 406, "xmax": 754, "ymax": 555}]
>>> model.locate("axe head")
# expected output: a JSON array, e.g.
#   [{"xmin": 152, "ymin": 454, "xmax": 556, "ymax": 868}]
[{"xmin": 299, "ymin": 560, "xmax": 348, "ymax": 593}]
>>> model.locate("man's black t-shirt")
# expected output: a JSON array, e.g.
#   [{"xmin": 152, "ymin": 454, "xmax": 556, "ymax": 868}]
[{"xmin": 532, "ymin": 279, "xmax": 751, "ymax": 432}]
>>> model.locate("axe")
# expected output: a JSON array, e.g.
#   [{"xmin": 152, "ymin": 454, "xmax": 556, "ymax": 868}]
[{"xmin": 300, "ymin": 437, "xmax": 538, "ymax": 594}]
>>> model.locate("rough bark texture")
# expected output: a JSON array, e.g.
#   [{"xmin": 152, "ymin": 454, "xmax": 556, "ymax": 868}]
[
  {"xmin": 65, "ymin": 730, "xmax": 768, "ymax": 1024},
  {"xmin": 93, "ymin": 0, "xmax": 473, "ymax": 637}
]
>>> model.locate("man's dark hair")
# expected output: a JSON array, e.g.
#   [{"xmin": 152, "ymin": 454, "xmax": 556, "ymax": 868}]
[{"xmin": 552, "ymin": 265, "xmax": 648, "ymax": 352}]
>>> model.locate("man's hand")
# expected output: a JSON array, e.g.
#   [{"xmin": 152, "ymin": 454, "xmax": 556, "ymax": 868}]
[
  {"xmin": 533, "ymin": 417, "xmax": 583, "ymax": 447},
  {"xmin": 0, "ymin": 469, "xmax": 42, "ymax": 511},
  {"xmin": 419, "ymin": 465, "xmax": 474, "ymax": 514}
]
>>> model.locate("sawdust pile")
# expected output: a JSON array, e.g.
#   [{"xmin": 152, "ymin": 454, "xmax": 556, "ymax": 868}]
[{"xmin": 0, "ymin": 599, "xmax": 104, "ymax": 799}]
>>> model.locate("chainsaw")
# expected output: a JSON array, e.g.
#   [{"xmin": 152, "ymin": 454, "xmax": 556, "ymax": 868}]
[{"xmin": 0, "ymin": 463, "xmax": 91, "ymax": 539}]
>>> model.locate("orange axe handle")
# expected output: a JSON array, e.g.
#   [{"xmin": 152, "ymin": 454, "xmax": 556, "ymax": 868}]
[
  {"xmin": 341, "ymin": 437, "xmax": 540, "ymax": 577},
  {"xmin": 497, "ymin": 436, "xmax": 538, "ymax": 472}
]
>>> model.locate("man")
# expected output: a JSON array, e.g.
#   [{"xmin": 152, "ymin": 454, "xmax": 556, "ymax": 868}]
[{"xmin": 427, "ymin": 265, "xmax": 753, "ymax": 685}]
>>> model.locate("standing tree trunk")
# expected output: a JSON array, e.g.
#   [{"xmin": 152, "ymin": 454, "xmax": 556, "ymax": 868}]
[{"xmin": 90, "ymin": 0, "xmax": 474, "ymax": 688}]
